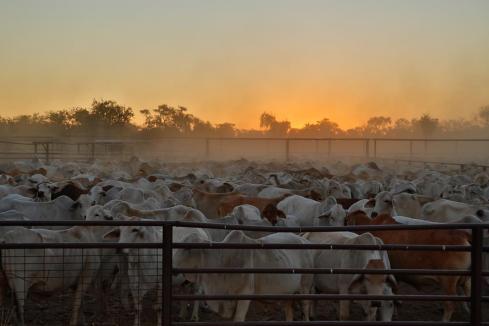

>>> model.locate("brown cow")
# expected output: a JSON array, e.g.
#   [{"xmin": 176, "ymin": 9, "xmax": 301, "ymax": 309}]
[
  {"xmin": 51, "ymin": 181, "xmax": 89, "ymax": 201},
  {"xmin": 192, "ymin": 188, "xmax": 239, "ymax": 219},
  {"xmin": 345, "ymin": 211, "xmax": 471, "ymax": 322}
]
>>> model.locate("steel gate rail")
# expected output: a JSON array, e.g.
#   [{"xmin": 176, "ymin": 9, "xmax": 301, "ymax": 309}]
[{"xmin": 0, "ymin": 220, "xmax": 487, "ymax": 326}]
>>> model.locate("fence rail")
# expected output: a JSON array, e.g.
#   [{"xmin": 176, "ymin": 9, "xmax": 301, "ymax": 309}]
[
  {"xmin": 1, "ymin": 137, "xmax": 489, "ymax": 166},
  {"xmin": 0, "ymin": 220, "xmax": 487, "ymax": 325}
]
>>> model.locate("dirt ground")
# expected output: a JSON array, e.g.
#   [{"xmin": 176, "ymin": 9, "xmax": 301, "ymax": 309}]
[{"xmin": 4, "ymin": 282, "xmax": 486, "ymax": 325}]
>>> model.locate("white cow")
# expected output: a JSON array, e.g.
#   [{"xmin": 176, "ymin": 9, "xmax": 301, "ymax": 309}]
[
  {"xmin": 0, "ymin": 195, "xmax": 84, "ymax": 227},
  {"xmin": 277, "ymin": 195, "xmax": 346, "ymax": 226},
  {"xmin": 1, "ymin": 205, "xmax": 111, "ymax": 326},
  {"xmin": 104, "ymin": 215, "xmax": 209, "ymax": 325},
  {"xmin": 174, "ymin": 230, "xmax": 315, "ymax": 321},
  {"xmin": 422, "ymin": 199, "xmax": 489, "ymax": 223},
  {"xmin": 304, "ymin": 232, "xmax": 396, "ymax": 321}
]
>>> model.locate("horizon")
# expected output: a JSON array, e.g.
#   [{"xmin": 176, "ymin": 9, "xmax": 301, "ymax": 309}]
[{"xmin": 1, "ymin": 1, "xmax": 489, "ymax": 130}]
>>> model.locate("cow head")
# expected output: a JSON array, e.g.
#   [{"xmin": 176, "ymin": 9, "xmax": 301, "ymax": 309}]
[
  {"xmin": 261, "ymin": 204, "xmax": 286, "ymax": 225},
  {"xmin": 316, "ymin": 203, "xmax": 346, "ymax": 226},
  {"xmin": 370, "ymin": 191, "xmax": 393, "ymax": 218}
]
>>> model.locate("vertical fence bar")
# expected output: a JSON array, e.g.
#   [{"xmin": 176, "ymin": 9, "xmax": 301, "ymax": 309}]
[
  {"xmin": 409, "ymin": 140, "xmax": 414, "ymax": 159},
  {"xmin": 162, "ymin": 224, "xmax": 173, "ymax": 326},
  {"xmin": 373, "ymin": 139, "xmax": 377, "ymax": 158},
  {"xmin": 44, "ymin": 143, "xmax": 50, "ymax": 164},
  {"xmin": 471, "ymin": 225, "xmax": 483, "ymax": 326},
  {"xmin": 315, "ymin": 139, "xmax": 319, "ymax": 160},
  {"xmin": 365, "ymin": 139, "xmax": 370, "ymax": 158},
  {"xmin": 327, "ymin": 139, "xmax": 332, "ymax": 157}
]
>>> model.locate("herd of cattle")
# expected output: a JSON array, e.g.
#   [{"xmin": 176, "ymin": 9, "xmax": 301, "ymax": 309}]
[{"xmin": 0, "ymin": 157, "xmax": 488, "ymax": 325}]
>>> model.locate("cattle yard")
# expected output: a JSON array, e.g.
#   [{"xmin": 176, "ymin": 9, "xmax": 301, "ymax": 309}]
[
  {"xmin": 0, "ymin": 141, "xmax": 488, "ymax": 325},
  {"xmin": 0, "ymin": 219, "xmax": 487, "ymax": 326}
]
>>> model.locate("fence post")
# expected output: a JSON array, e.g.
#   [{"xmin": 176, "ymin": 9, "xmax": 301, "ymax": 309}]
[
  {"xmin": 44, "ymin": 143, "xmax": 50, "ymax": 164},
  {"xmin": 285, "ymin": 139, "xmax": 290, "ymax": 161},
  {"xmin": 373, "ymin": 139, "xmax": 377, "ymax": 158},
  {"xmin": 471, "ymin": 225, "xmax": 483, "ymax": 326},
  {"xmin": 162, "ymin": 224, "xmax": 173, "ymax": 326},
  {"xmin": 327, "ymin": 139, "xmax": 332, "ymax": 157},
  {"xmin": 365, "ymin": 139, "xmax": 370, "ymax": 158},
  {"xmin": 409, "ymin": 140, "xmax": 413, "ymax": 159}
]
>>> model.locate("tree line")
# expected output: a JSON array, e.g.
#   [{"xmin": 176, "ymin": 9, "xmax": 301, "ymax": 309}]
[{"xmin": 1, "ymin": 99, "xmax": 488, "ymax": 139}]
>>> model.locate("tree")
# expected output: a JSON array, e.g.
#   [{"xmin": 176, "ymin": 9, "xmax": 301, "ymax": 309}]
[
  {"xmin": 260, "ymin": 112, "xmax": 276, "ymax": 129},
  {"xmin": 215, "ymin": 123, "xmax": 236, "ymax": 137},
  {"xmin": 414, "ymin": 114, "xmax": 439, "ymax": 138},
  {"xmin": 365, "ymin": 116, "xmax": 392, "ymax": 136},
  {"xmin": 478, "ymin": 106, "xmax": 489, "ymax": 126},
  {"xmin": 259, "ymin": 112, "xmax": 290, "ymax": 137},
  {"xmin": 90, "ymin": 100, "xmax": 134, "ymax": 127},
  {"xmin": 140, "ymin": 104, "xmax": 196, "ymax": 135}
]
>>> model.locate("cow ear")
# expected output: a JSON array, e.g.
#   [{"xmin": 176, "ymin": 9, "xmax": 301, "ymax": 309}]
[
  {"xmin": 365, "ymin": 199, "xmax": 376, "ymax": 208},
  {"xmin": 102, "ymin": 185, "xmax": 114, "ymax": 192},
  {"xmin": 348, "ymin": 274, "xmax": 364, "ymax": 292},
  {"xmin": 103, "ymin": 228, "xmax": 120, "ymax": 240}
]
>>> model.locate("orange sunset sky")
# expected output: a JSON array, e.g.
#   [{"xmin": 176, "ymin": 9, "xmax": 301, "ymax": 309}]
[{"xmin": 1, "ymin": 1, "xmax": 489, "ymax": 129}]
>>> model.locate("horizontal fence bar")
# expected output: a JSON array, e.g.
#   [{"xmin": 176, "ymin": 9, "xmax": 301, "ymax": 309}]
[
  {"xmin": 172, "ymin": 294, "xmax": 472, "ymax": 302},
  {"xmin": 0, "ymin": 220, "xmax": 487, "ymax": 232},
  {"xmin": 172, "ymin": 243, "xmax": 471, "ymax": 251},
  {"xmin": 172, "ymin": 268, "xmax": 472, "ymax": 276},
  {"xmin": 173, "ymin": 322, "xmax": 473, "ymax": 326},
  {"xmin": 0, "ymin": 242, "xmax": 473, "ymax": 252}
]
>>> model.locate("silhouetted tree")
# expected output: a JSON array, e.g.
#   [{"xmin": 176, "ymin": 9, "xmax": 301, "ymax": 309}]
[
  {"xmin": 478, "ymin": 106, "xmax": 489, "ymax": 126},
  {"xmin": 215, "ymin": 123, "xmax": 236, "ymax": 137},
  {"xmin": 414, "ymin": 114, "xmax": 439, "ymax": 138},
  {"xmin": 365, "ymin": 116, "xmax": 392, "ymax": 136},
  {"xmin": 259, "ymin": 112, "xmax": 290, "ymax": 137}
]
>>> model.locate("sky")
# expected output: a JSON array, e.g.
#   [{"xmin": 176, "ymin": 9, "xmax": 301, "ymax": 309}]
[{"xmin": 1, "ymin": 0, "xmax": 489, "ymax": 129}]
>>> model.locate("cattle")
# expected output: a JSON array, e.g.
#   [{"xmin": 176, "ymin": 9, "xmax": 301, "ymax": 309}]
[
  {"xmin": 51, "ymin": 181, "xmax": 89, "ymax": 201},
  {"xmin": 277, "ymin": 195, "xmax": 346, "ymax": 226},
  {"xmin": 216, "ymin": 193, "xmax": 289, "ymax": 224},
  {"xmin": 1, "ymin": 205, "xmax": 112, "ymax": 326},
  {"xmin": 345, "ymin": 211, "xmax": 472, "ymax": 321},
  {"xmin": 103, "ymin": 216, "xmax": 164, "ymax": 326},
  {"xmin": 195, "ymin": 178, "xmax": 235, "ymax": 193},
  {"xmin": 104, "ymin": 215, "xmax": 210, "ymax": 325},
  {"xmin": 0, "ymin": 195, "xmax": 84, "ymax": 227},
  {"xmin": 174, "ymin": 230, "xmax": 315, "ymax": 321},
  {"xmin": 370, "ymin": 191, "xmax": 433, "ymax": 219},
  {"xmin": 192, "ymin": 188, "xmax": 239, "ymax": 219},
  {"xmin": 421, "ymin": 199, "xmax": 489, "ymax": 223},
  {"xmin": 303, "ymin": 231, "xmax": 396, "ymax": 321}
]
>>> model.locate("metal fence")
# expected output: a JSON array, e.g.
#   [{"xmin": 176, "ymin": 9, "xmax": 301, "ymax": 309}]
[
  {"xmin": 0, "ymin": 219, "xmax": 487, "ymax": 325},
  {"xmin": 1, "ymin": 137, "xmax": 489, "ymax": 165}
]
